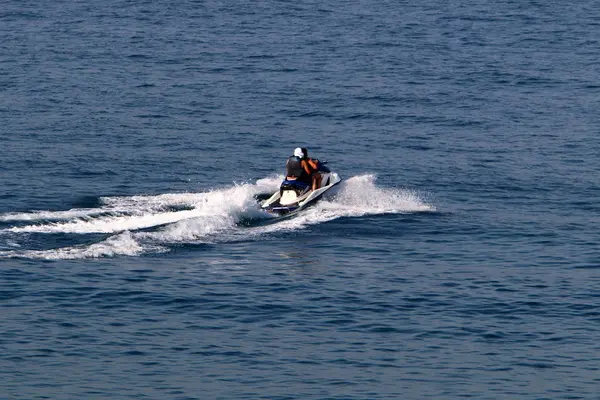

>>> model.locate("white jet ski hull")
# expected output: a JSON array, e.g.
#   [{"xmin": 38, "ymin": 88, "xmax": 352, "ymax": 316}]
[{"xmin": 261, "ymin": 170, "xmax": 342, "ymax": 216}]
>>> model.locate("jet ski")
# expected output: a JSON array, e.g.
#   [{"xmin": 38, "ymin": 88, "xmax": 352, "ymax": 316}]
[{"xmin": 261, "ymin": 164, "xmax": 342, "ymax": 216}]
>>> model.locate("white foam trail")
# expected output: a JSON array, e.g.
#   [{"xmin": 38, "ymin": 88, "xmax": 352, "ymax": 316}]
[
  {"xmin": 0, "ymin": 208, "xmax": 109, "ymax": 222},
  {"xmin": 136, "ymin": 184, "xmax": 269, "ymax": 243},
  {"xmin": 97, "ymin": 175, "xmax": 282, "ymax": 210},
  {"xmin": 4, "ymin": 181, "xmax": 275, "ymax": 234},
  {"xmin": 8, "ymin": 209, "xmax": 207, "ymax": 234},
  {"xmin": 99, "ymin": 192, "xmax": 206, "ymax": 209},
  {"xmin": 255, "ymin": 175, "xmax": 284, "ymax": 191},
  {"xmin": 0, "ymin": 232, "xmax": 165, "ymax": 260},
  {"xmin": 0, "ymin": 174, "xmax": 434, "ymax": 259}
]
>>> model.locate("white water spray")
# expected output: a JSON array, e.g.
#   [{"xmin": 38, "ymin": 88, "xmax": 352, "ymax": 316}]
[{"xmin": 0, "ymin": 174, "xmax": 434, "ymax": 259}]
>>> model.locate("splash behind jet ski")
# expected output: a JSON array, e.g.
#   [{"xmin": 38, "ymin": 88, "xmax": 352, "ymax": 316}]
[{"xmin": 261, "ymin": 163, "xmax": 342, "ymax": 216}]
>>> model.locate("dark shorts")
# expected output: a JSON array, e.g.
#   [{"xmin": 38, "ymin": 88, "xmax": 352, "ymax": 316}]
[{"xmin": 297, "ymin": 174, "xmax": 312, "ymax": 185}]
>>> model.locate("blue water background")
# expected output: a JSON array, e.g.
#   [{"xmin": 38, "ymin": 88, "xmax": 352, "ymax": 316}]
[{"xmin": 1, "ymin": 1, "xmax": 600, "ymax": 398}]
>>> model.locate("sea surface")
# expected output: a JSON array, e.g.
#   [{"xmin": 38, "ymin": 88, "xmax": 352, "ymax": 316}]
[{"xmin": 2, "ymin": 0, "xmax": 600, "ymax": 399}]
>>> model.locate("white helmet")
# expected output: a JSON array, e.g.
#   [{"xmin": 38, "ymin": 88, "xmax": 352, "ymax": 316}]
[{"xmin": 294, "ymin": 147, "xmax": 304, "ymax": 158}]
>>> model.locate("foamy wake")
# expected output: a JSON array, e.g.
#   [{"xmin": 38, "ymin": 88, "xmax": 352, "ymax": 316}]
[{"xmin": 0, "ymin": 174, "xmax": 435, "ymax": 259}]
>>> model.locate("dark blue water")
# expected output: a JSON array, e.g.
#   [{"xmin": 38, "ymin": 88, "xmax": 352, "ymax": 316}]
[{"xmin": 2, "ymin": 1, "xmax": 600, "ymax": 398}]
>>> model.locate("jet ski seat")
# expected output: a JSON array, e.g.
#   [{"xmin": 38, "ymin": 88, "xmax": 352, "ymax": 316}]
[{"xmin": 280, "ymin": 179, "xmax": 311, "ymax": 196}]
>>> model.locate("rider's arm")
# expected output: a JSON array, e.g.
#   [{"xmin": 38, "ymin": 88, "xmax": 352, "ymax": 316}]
[{"xmin": 301, "ymin": 160, "xmax": 314, "ymax": 175}]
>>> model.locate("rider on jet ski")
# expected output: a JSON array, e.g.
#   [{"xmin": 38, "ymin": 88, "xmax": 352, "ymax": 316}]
[
  {"xmin": 285, "ymin": 147, "xmax": 319, "ymax": 192},
  {"xmin": 301, "ymin": 147, "xmax": 322, "ymax": 190}
]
